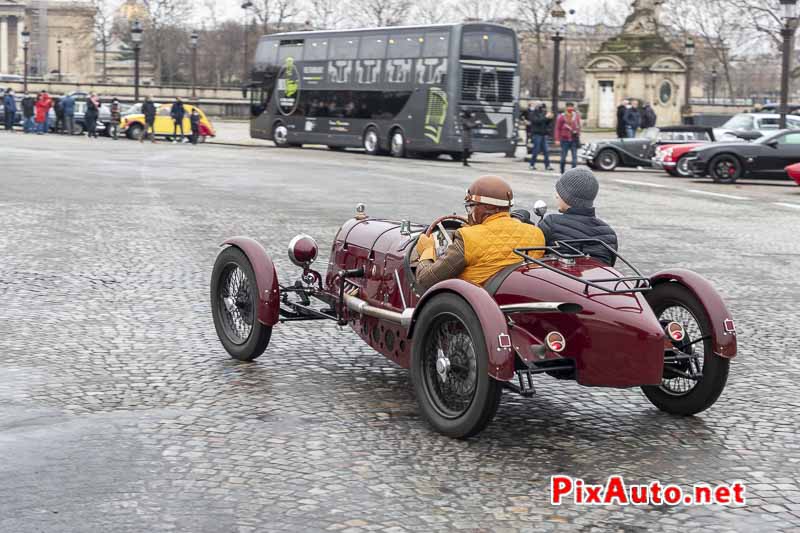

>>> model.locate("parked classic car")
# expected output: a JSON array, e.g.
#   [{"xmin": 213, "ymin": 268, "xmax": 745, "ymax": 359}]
[
  {"xmin": 210, "ymin": 203, "xmax": 737, "ymax": 438},
  {"xmin": 785, "ymin": 162, "xmax": 800, "ymax": 186},
  {"xmin": 579, "ymin": 126, "xmax": 716, "ymax": 172},
  {"xmin": 120, "ymin": 103, "xmax": 215, "ymax": 141},
  {"xmin": 652, "ymin": 130, "xmax": 762, "ymax": 178},
  {"xmin": 687, "ymin": 130, "xmax": 800, "ymax": 183},
  {"xmin": 713, "ymin": 113, "xmax": 800, "ymax": 141},
  {"xmin": 46, "ymin": 92, "xmax": 111, "ymax": 135}
]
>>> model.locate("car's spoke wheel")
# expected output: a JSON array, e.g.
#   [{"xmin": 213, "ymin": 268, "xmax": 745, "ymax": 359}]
[
  {"xmin": 211, "ymin": 247, "xmax": 272, "ymax": 361},
  {"xmin": 390, "ymin": 130, "xmax": 406, "ymax": 158},
  {"xmin": 272, "ymin": 123, "xmax": 289, "ymax": 147},
  {"xmin": 596, "ymin": 149, "xmax": 619, "ymax": 171},
  {"xmin": 411, "ymin": 294, "xmax": 502, "ymax": 438},
  {"xmin": 710, "ymin": 154, "xmax": 741, "ymax": 183},
  {"xmin": 641, "ymin": 283, "xmax": 729, "ymax": 416},
  {"xmin": 675, "ymin": 155, "xmax": 692, "ymax": 177}
]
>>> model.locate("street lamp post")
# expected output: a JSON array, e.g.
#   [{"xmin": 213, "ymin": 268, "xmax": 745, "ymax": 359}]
[
  {"xmin": 683, "ymin": 36, "xmax": 695, "ymax": 120},
  {"xmin": 242, "ymin": 1, "xmax": 253, "ymax": 84},
  {"xmin": 190, "ymin": 31, "xmax": 199, "ymax": 99},
  {"xmin": 21, "ymin": 29, "xmax": 29, "ymax": 93},
  {"xmin": 131, "ymin": 20, "xmax": 143, "ymax": 103},
  {"xmin": 779, "ymin": 0, "xmax": 798, "ymax": 129},
  {"xmin": 550, "ymin": 0, "xmax": 566, "ymax": 114},
  {"xmin": 57, "ymin": 38, "xmax": 63, "ymax": 82},
  {"xmin": 711, "ymin": 67, "xmax": 718, "ymax": 105}
]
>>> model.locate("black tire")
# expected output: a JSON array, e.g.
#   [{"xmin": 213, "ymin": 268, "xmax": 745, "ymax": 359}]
[
  {"xmin": 675, "ymin": 155, "xmax": 692, "ymax": 178},
  {"xmin": 389, "ymin": 128, "xmax": 406, "ymax": 158},
  {"xmin": 272, "ymin": 122, "xmax": 289, "ymax": 148},
  {"xmin": 211, "ymin": 246, "xmax": 272, "ymax": 362},
  {"xmin": 363, "ymin": 127, "xmax": 381, "ymax": 155},
  {"xmin": 665, "ymin": 168, "xmax": 680, "ymax": 177},
  {"xmin": 709, "ymin": 154, "xmax": 741, "ymax": 184},
  {"xmin": 641, "ymin": 283, "xmax": 730, "ymax": 416},
  {"xmin": 411, "ymin": 293, "xmax": 503, "ymax": 438},
  {"xmin": 128, "ymin": 123, "xmax": 143, "ymax": 141},
  {"xmin": 595, "ymin": 149, "xmax": 619, "ymax": 171}
]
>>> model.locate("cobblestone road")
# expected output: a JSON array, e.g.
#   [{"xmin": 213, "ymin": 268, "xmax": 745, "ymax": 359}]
[{"xmin": 1, "ymin": 132, "xmax": 799, "ymax": 532}]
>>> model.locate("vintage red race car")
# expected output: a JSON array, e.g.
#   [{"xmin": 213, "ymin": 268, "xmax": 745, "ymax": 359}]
[
  {"xmin": 652, "ymin": 143, "xmax": 706, "ymax": 177},
  {"xmin": 210, "ymin": 204, "xmax": 738, "ymax": 438},
  {"xmin": 786, "ymin": 162, "xmax": 800, "ymax": 185}
]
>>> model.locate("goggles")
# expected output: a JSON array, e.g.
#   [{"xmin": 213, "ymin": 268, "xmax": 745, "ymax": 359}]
[{"xmin": 463, "ymin": 193, "xmax": 514, "ymax": 208}]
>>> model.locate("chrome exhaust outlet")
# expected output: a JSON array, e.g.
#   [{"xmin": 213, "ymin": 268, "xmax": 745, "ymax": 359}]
[
  {"xmin": 344, "ymin": 294, "xmax": 414, "ymax": 327},
  {"xmin": 500, "ymin": 302, "xmax": 583, "ymax": 315}
]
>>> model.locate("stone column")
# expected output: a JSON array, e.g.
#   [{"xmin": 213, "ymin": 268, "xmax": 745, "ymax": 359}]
[{"xmin": 0, "ymin": 17, "xmax": 8, "ymax": 74}]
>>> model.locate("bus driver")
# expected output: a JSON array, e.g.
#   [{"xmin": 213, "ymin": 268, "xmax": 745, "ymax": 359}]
[{"xmin": 415, "ymin": 176, "xmax": 545, "ymax": 292}]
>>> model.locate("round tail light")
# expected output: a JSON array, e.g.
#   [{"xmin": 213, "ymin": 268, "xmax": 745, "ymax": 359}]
[
  {"xmin": 666, "ymin": 322, "xmax": 686, "ymax": 342},
  {"xmin": 546, "ymin": 331, "xmax": 566, "ymax": 353},
  {"xmin": 288, "ymin": 234, "xmax": 318, "ymax": 267}
]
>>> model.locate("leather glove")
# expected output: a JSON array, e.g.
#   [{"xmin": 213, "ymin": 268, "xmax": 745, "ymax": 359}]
[{"xmin": 416, "ymin": 234, "xmax": 437, "ymax": 262}]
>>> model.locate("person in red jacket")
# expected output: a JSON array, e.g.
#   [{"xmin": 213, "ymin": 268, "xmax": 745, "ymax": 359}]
[
  {"xmin": 555, "ymin": 102, "xmax": 582, "ymax": 174},
  {"xmin": 34, "ymin": 90, "xmax": 53, "ymax": 135}
]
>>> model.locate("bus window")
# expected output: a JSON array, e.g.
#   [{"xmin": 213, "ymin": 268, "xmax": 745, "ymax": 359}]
[
  {"xmin": 423, "ymin": 33, "xmax": 449, "ymax": 57},
  {"xmin": 388, "ymin": 34, "xmax": 423, "ymax": 58},
  {"xmin": 461, "ymin": 30, "xmax": 517, "ymax": 62},
  {"xmin": 330, "ymin": 37, "xmax": 360, "ymax": 59},
  {"xmin": 359, "ymin": 35, "xmax": 388, "ymax": 59},
  {"xmin": 278, "ymin": 40, "xmax": 304, "ymax": 62},
  {"xmin": 254, "ymin": 39, "xmax": 279, "ymax": 68},
  {"xmin": 305, "ymin": 38, "xmax": 329, "ymax": 61}
]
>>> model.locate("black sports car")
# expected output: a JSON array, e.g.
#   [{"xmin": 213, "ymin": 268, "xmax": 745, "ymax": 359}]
[
  {"xmin": 686, "ymin": 130, "xmax": 800, "ymax": 183},
  {"xmin": 578, "ymin": 126, "xmax": 717, "ymax": 172}
]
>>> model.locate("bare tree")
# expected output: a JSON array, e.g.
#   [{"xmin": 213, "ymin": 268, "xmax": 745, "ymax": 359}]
[
  {"xmin": 348, "ymin": 0, "xmax": 412, "ymax": 27},
  {"xmin": 140, "ymin": 0, "xmax": 193, "ymax": 82},
  {"xmin": 728, "ymin": 0, "xmax": 783, "ymax": 48},
  {"xmin": 455, "ymin": 0, "xmax": 503, "ymax": 21},
  {"xmin": 251, "ymin": 0, "xmax": 302, "ymax": 33},
  {"xmin": 517, "ymin": 0, "xmax": 556, "ymax": 96},
  {"xmin": 92, "ymin": 0, "xmax": 114, "ymax": 82},
  {"xmin": 413, "ymin": 0, "xmax": 453, "ymax": 25},
  {"xmin": 307, "ymin": 0, "xmax": 345, "ymax": 29}
]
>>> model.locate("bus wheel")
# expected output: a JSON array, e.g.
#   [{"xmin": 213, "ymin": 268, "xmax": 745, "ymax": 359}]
[
  {"xmin": 363, "ymin": 127, "xmax": 381, "ymax": 156},
  {"xmin": 272, "ymin": 123, "xmax": 289, "ymax": 147},
  {"xmin": 390, "ymin": 129, "xmax": 406, "ymax": 158}
]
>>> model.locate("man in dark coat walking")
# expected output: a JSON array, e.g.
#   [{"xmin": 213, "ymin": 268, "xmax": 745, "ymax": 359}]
[
  {"xmin": 3, "ymin": 89, "xmax": 17, "ymax": 131},
  {"xmin": 141, "ymin": 96, "xmax": 157, "ymax": 143},
  {"xmin": 641, "ymin": 102, "xmax": 657, "ymax": 129},
  {"xmin": 461, "ymin": 110, "xmax": 480, "ymax": 167},
  {"xmin": 21, "ymin": 93, "xmax": 35, "ymax": 133},
  {"xmin": 170, "ymin": 97, "xmax": 186, "ymax": 143},
  {"xmin": 616, "ymin": 99, "xmax": 629, "ymax": 139}
]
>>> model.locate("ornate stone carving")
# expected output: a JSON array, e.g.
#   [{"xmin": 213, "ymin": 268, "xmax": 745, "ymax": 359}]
[{"xmin": 622, "ymin": 0, "xmax": 665, "ymax": 36}]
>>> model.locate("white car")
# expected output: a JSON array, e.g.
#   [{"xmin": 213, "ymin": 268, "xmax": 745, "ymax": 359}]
[{"xmin": 714, "ymin": 113, "xmax": 800, "ymax": 141}]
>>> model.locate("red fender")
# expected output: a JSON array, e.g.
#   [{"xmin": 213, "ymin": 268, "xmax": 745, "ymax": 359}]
[
  {"xmin": 221, "ymin": 237, "xmax": 280, "ymax": 326},
  {"xmin": 650, "ymin": 269, "xmax": 737, "ymax": 358},
  {"xmin": 409, "ymin": 279, "xmax": 515, "ymax": 381}
]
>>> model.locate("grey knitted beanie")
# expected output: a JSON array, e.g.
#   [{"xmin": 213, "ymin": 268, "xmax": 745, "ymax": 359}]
[{"xmin": 556, "ymin": 168, "xmax": 599, "ymax": 208}]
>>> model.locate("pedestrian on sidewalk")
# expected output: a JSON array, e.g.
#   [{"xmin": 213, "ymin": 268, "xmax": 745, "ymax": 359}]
[
  {"xmin": 34, "ymin": 90, "xmax": 53, "ymax": 135},
  {"xmin": 21, "ymin": 93, "xmax": 35, "ymax": 133},
  {"xmin": 461, "ymin": 110, "xmax": 480, "ymax": 167},
  {"xmin": 85, "ymin": 93, "xmax": 100, "ymax": 139},
  {"xmin": 109, "ymin": 98, "xmax": 121, "ymax": 140},
  {"xmin": 529, "ymin": 101, "xmax": 554, "ymax": 171},
  {"xmin": 190, "ymin": 108, "xmax": 201, "ymax": 145},
  {"xmin": 3, "ymin": 88, "xmax": 17, "ymax": 131},
  {"xmin": 555, "ymin": 102, "xmax": 582, "ymax": 174},
  {"xmin": 141, "ymin": 96, "xmax": 157, "ymax": 143},
  {"xmin": 170, "ymin": 97, "xmax": 186, "ymax": 143},
  {"xmin": 641, "ymin": 102, "xmax": 657, "ymax": 129},
  {"xmin": 61, "ymin": 93, "xmax": 75, "ymax": 135},
  {"xmin": 616, "ymin": 99, "xmax": 629, "ymax": 139},
  {"xmin": 624, "ymin": 99, "xmax": 641, "ymax": 138},
  {"xmin": 53, "ymin": 97, "xmax": 65, "ymax": 134}
]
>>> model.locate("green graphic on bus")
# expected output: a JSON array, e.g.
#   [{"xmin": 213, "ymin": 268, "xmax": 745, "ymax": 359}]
[{"xmin": 424, "ymin": 87, "xmax": 448, "ymax": 144}]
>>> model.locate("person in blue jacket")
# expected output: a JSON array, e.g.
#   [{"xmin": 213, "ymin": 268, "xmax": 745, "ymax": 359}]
[
  {"xmin": 3, "ymin": 88, "xmax": 17, "ymax": 131},
  {"xmin": 61, "ymin": 93, "xmax": 76, "ymax": 135}
]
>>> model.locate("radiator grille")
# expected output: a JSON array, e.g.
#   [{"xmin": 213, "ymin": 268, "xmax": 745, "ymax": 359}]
[{"xmin": 461, "ymin": 68, "xmax": 515, "ymax": 103}]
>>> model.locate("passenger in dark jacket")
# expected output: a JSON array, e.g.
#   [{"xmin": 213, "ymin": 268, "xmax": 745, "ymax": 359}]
[
  {"xmin": 538, "ymin": 168, "xmax": 618, "ymax": 266},
  {"xmin": 170, "ymin": 97, "xmax": 186, "ymax": 143},
  {"xmin": 616, "ymin": 99, "xmax": 629, "ymax": 138},
  {"xmin": 141, "ymin": 97, "xmax": 157, "ymax": 142},
  {"xmin": 3, "ymin": 89, "xmax": 17, "ymax": 131}
]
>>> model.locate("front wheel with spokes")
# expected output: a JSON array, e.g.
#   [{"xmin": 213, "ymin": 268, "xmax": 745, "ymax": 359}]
[
  {"xmin": 211, "ymin": 246, "xmax": 272, "ymax": 361},
  {"xmin": 641, "ymin": 283, "xmax": 730, "ymax": 415},
  {"xmin": 411, "ymin": 294, "xmax": 502, "ymax": 438}
]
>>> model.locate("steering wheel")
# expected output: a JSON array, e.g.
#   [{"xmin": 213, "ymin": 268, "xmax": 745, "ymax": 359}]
[
  {"xmin": 403, "ymin": 215, "xmax": 468, "ymax": 297},
  {"xmin": 425, "ymin": 215, "xmax": 468, "ymax": 238}
]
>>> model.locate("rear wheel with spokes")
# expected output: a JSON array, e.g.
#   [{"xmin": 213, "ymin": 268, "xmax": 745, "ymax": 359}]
[
  {"xmin": 641, "ymin": 283, "xmax": 729, "ymax": 415},
  {"xmin": 411, "ymin": 294, "xmax": 502, "ymax": 438},
  {"xmin": 211, "ymin": 247, "xmax": 272, "ymax": 361}
]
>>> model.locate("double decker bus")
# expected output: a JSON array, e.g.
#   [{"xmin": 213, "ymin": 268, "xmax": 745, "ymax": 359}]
[{"xmin": 247, "ymin": 23, "xmax": 520, "ymax": 159}]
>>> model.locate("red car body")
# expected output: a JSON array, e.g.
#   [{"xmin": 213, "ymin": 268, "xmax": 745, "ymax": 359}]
[
  {"xmin": 786, "ymin": 162, "xmax": 800, "ymax": 185},
  {"xmin": 653, "ymin": 143, "xmax": 707, "ymax": 177},
  {"xmin": 211, "ymin": 207, "xmax": 738, "ymax": 437}
]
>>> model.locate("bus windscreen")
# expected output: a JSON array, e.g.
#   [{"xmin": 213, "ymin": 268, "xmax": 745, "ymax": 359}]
[{"xmin": 460, "ymin": 30, "xmax": 516, "ymax": 63}]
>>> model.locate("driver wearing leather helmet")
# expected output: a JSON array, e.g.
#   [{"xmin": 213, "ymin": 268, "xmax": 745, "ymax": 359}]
[{"xmin": 415, "ymin": 175, "xmax": 545, "ymax": 292}]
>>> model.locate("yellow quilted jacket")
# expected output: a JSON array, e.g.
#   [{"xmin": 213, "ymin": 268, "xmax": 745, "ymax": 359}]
[{"xmin": 458, "ymin": 212, "xmax": 545, "ymax": 286}]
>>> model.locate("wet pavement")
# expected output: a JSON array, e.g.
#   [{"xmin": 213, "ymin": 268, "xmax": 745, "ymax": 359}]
[{"xmin": 1, "ymin": 131, "xmax": 799, "ymax": 532}]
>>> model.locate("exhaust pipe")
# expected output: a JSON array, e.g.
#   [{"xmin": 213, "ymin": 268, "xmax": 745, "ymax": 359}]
[
  {"xmin": 344, "ymin": 294, "xmax": 414, "ymax": 327},
  {"xmin": 500, "ymin": 302, "xmax": 583, "ymax": 315}
]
